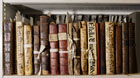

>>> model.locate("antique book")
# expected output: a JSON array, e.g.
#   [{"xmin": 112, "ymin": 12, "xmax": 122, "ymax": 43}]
[
  {"xmin": 24, "ymin": 25, "xmax": 33, "ymax": 75},
  {"xmin": 58, "ymin": 24, "xmax": 68, "ymax": 75},
  {"xmin": 105, "ymin": 22, "xmax": 115, "ymax": 74},
  {"xmin": 129, "ymin": 23, "xmax": 137, "ymax": 73},
  {"xmin": 33, "ymin": 25, "xmax": 40, "ymax": 75},
  {"xmin": 122, "ymin": 23, "xmax": 129, "ymax": 74},
  {"xmin": 49, "ymin": 22, "xmax": 59, "ymax": 75},
  {"xmin": 115, "ymin": 25, "xmax": 122, "ymax": 74},
  {"xmin": 3, "ymin": 21, "xmax": 14, "ymax": 75},
  {"xmin": 73, "ymin": 22, "xmax": 81, "ymax": 75},
  {"xmin": 80, "ymin": 21, "xmax": 87, "ymax": 75},
  {"xmin": 99, "ymin": 22, "xmax": 106, "ymax": 74},
  {"xmin": 40, "ymin": 16, "xmax": 50, "ymax": 75},
  {"xmin": 87, "ymin": 22, "xmax": 97, "ymax": 75}
]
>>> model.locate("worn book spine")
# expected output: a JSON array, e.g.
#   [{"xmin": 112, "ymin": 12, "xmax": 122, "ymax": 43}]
[
  {"xmin": 49, "ymin": 22, "xmax": 59, "ymax": 75},
  {"xmin": 40, "ymin": 16, "xmax": 50, "ymax": 75},
  {"xmin": 33, "ymin": 25, "xmax": 40, "ymax": 75},
  {"xmin": 73, "ymin": 22, "xmax": 81, "ymax": 75},
  {"xmin": 3, "ymin": 21, "xmax": 14, "ymax": 75},
  {"xmin": 122, "ymin": 23, "xmax": 129, "ymax": 74},
  {"xmin": 116, "ymin": 25, "xmax": 122, "ymax": 74},
  {"xmin": 80, "ymin": 21, "xmax": 87, "ymax": 75},
  {"xmin": 87, "ymin": 22, "xmax": 97, "ymax": 75},
  {"xmin": 16, "ymin": 21, "xmax": 25, "ymax": 75},
  {"xmin": 24, "ymin": 25, "xmax": 33, "ymax": 75},
  {"xmin": 99, "ymin": 22, "xmax": 106, "ymax": 74},
  {"xmin": 129, "ymin": 23, "xmax": 137, "ymax": 73},
  {"xmin": 58, "ymin": 24, "xmax": 68, "ymax": 75},
  {"xmin": 105, "ymin": 22, "xmax": 115, "ymax": 74},
  {"xmin": 68, "ymin": 23, "xmax": 74, "ymax": 75}
]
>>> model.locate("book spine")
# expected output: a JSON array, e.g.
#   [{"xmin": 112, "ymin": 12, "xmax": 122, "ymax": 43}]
[
  {"xmin": 33, "ymin": 25, "xmax": 40, "ymax": 75},
  {"xmin": 58, "ymin": 24, "xmax": 68, "ymax": 75},
  {"xmin": 115, "ymin": 25, "xmax": 122, "ymax": 74},
  {"xmin": 3, "ymin": 21, "xmax": 14, "ymax": 75},
  {"xmin": 122, "ymin": 23, "xmax": 129, "ymax": 74},
  {"xmin": 129, "ymin": 23, "xmax": 137, "ymax": 73},
  {"xmin": 16, "ymin": 21, "xmax": 25, "ymax": 75},
  {"xmin": 73, "ymin": 22, "xmax": 81, "ymax": 75},
  {"xmin": 99, "ymin": 22, "xmax": 106, "ymax": 74},
  {"xmin": 87, "ymin": 22, "xmax": 97, "ymax": 75},
  {"xmin": 40, "ymin": 16, "xmax": 50, "ymax": 75},
  {"xmin": 80, "ymin": 21, "xmax": 87, "ymax": 75},
  {"xmin": 24, "ymin": 25, "xmax": 33, "ymax": 75},
  {"xmin": 49, "ymin": 22, "xmax": 59, "ymax": 75},
  {"xmin": 105, "ymin": 22, "xmax": 115, "ymax": 74}
]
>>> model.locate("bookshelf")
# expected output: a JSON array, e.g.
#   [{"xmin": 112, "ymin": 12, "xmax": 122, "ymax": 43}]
[{"xmin": 1, "ymin": 0, "xmax": 140, "ymax": 78}]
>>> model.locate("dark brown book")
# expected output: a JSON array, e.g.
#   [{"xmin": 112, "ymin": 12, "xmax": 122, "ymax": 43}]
[
  {"xmin": 129, "ymin": 23, "xmax": 137, "ymax": 73},
  {"xmin": 58, "ymin": 24, "xmax": 68, "ymax": 75},
  {"xmin": 49, "ymin": 22, "xmax": 59, "ymax": 75},
  {"xmin": 33, "ymin": 25, "xmax": 40, "ymax": 75},
  {"xmin": 122, "ymin": 23, "xmax": 129, "ymax": 74},
  {"xmin": 40, "ymin": 16, "xmax": 50, "ymax": 75},
  {"xmin": 115, "ymin": 25, "xmax": 122, "ymax": 74},
  {"xmin": 3, "ymin": 21, "xmax": 14, "ymax": 75}
]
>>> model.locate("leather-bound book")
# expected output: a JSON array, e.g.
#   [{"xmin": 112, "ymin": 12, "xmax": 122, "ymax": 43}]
[
  {"xmin": 40, "ymin": 16, "xmax": 50, "ymax": 75},
  {"xmin": 122, "ymin": 23, "xmax": 129, "ymax": 74},
  {"xmin": 105, "ymin": 22, "xmax": 115, "ymax": 74},
  {"xmin": 87, "ymin": 22, "xmax": 97, "ymax": 75},
  {"xmin": 33, "ymin": 25, "xmax": 40, "ymax": 75},
  {"xmin": 115, "ymin": 25, "xmax": 122, "ymax": 74},
  {"xmin": 49, "ymin": 22, "xmax": 59, "ymax": 75},
  {"xmin": 24, "ymin": 25, "xmax": 33, "ymax": 75},
  {"xmin": 3, "ymin": 21, "xmax": 14, "ymax": 75},
  {"xmin": 80, "ymin": 21, "xmax": 87, "ymax": 75},
  {"xmin": 73, "ymin": 22, "xmax": 81, "ymax": 75},
  {"xmin": 129, "ymin": 23, "xmax": 137, "ymax": 73},
  {"xmin": 58, "ymin": 24, "xmax": 68, "ymax": 75},
  {"xmin": 99, "ymin": 22, "xmax": 106, "ymax": 74}
]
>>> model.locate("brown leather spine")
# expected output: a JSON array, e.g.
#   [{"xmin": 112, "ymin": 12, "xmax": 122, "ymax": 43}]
[
  {"xmin": 40, "ymin": 16, "xmax": 50, "ymax": 75},
  {"xmin": 33, "ymin": 25, "xmax": 40, "ymax": 75},
  {"xmin": 58, "ymin": 24, "xmax": 68, "ymax": 75},
  {"xmin": 122, "ymin": 23, "xmax": 129, "ymax": 74},
  {"xmin": 115, "ymin": 25, "xmax": 122, "ymax": 74},
  {"xmin": 129, "ymin": 23, "xmax": 137, "ymax": 73},
  {"xmin": 99, "ymin": 22, "xmax": 106, "ymax": 74},
  {"xmin": 49, "ymin": 22, "xmax": 59, "ymax": 75},
  {"xmin": 3, "ymin": 21, "xmax": 14, "ymax": 75},
  {"xmin": 73, "ymin": 22, "xmax": 81, "ymax": 75}
]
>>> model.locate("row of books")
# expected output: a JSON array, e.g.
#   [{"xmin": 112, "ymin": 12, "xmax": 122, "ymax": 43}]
[{"xmin": 3, "ymin": 11, "xmax": 137, "ymax": 75}]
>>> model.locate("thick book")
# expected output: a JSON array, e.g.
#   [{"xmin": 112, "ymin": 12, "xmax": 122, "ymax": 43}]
[
  {"xmin": 87, "ymin": 22, "xmax": 97, "ymax": 75},
  {"xmin": 80, "ymin": 21, "xmax": 88, "ymax": 75},
  {"xmin": 99, "ymin": 22, "xmax": 106, "ymax": 74},
  {"xmin": 122, "ymin": 23, "xmax": 129, "ymax": 74},
  {"xmin": 105, "ymin": 22, "xmax": 115, "ymax": 74},
  {"xmin": 49, "ymin": 22, "xmax": 59, "ymax": 75},
  {"xmin": 58, "ymin": 24, "xmax": 68, "ymax": 75},
  {"xmin": 3, "ymin": 21, "xmax": 14, "ymax": 75},
  {"xmin": 129, "ymin": 23, "xmax": 137, "ymax": 73},
  {"xmin": 40, "ymin": 16, "xmax": 50, "ymax": 75},
  {"xmin": 24, "ymin": 25, "xmax": 33, "ymax": 75}
]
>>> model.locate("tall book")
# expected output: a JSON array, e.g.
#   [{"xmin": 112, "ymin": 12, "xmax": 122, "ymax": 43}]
[
  {"xmin": 33, "ymin": 25, "xmax": 40, "ymax": 75},
  {"xmin": 80, "ymin": 21, "xmax": 87, "ymax": 75},
  {"xmin": 58, "ymin": 24, "xmax": 68, "ymax": 75},
  {"xmin": 87, "ymin": 22, "xmax": 97, "ymax": 75},
  {"xmin": 3, "ymin": 21, "xmax": 14, "ymax": 75},
  {"xmin": 122, "ymin": 23, "xmax": 129, "ymax": 74},
  {"xmin": 105, "ymin": 22, "xmax": 115, "ymax": 74},
  {"xmin": 40, "ymin": 16, "xmax": 50, "ymax": 75},
  {"xmin": 49, "ymin": 22, "xmax": 59, "ymax": 75},
  {"xmin": 129, "ymin": 23, "xmax": 137, "ymax": 73}
]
